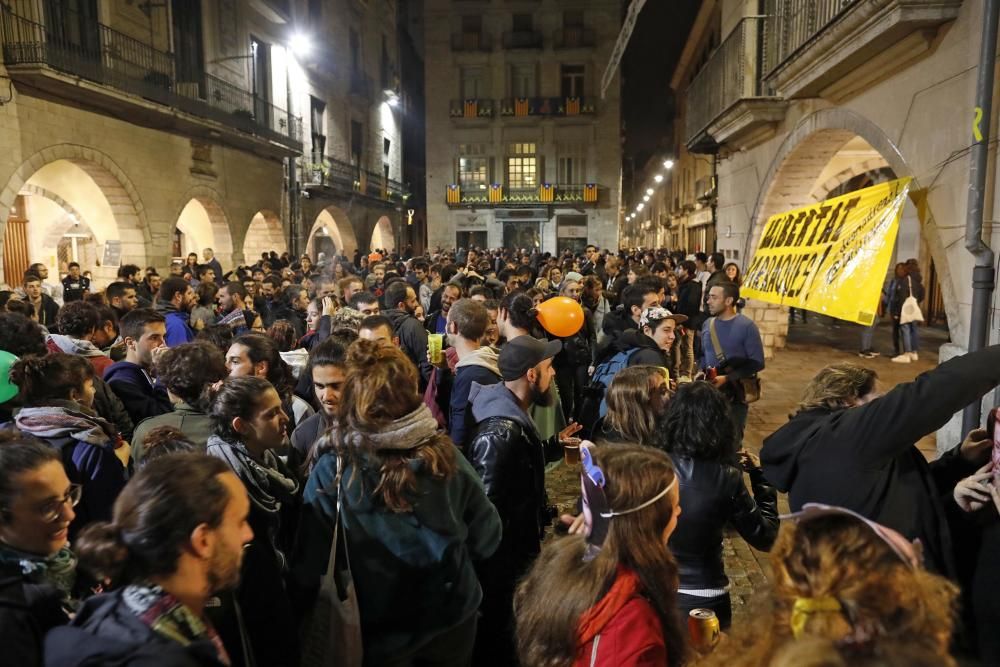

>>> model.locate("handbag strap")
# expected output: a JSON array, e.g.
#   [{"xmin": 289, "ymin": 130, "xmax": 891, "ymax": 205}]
[
  {"xmin": 708, "ymin": 317, "xmax": 727, "ymax": 365},
  {"xmin": 907, "ymin": 275, "xmax": 913, "ymax": 296},
  {"xmin": 334, "ymin": 456, "xmax": 354, "ymax": 575}
]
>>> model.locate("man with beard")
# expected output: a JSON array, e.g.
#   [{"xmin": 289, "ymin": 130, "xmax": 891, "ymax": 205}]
[
  {"xmin": 216, "ymin": 281, "xmax": 264, "ymax": 335},
  {"xmin": 290, "ymin": 338, "xmax": 346, "ymax": 471},
  {"xmin": 155, "ymin": 277, "xmax": 197, "ymax": 347},
  {"xmin": 383, "ymin": 280, "xmax": 432, "ymax": 389},
  {"xmin": 44, "ymin": 454, "xmax": 254, "ymax": 666},
  {"xmin": 467, "ymin": 336, "xmax": 583, "ymax": 666}
]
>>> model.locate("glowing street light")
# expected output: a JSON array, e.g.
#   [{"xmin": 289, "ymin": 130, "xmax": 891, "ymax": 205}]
[
  {"xmin": 637, "ymin": 202, "xmax": 645, "ymax": 211},
  {"xmin": 654, "ymin": 174, "xmax": 664, "ymax": 183},
  {"xmin": 289, "ymin": 32, "xmax": 313, "ymax": 57},
  {"xmin": 663, "ymin": 159, "xmax": 675, "ymax": 170},
  {"xmin": 646, "ymin": 188, "xmax": 654, "ymax": 195},
  {"xmin": 643, "ymin": 195, "xmax": 650, "ymax": 202}
]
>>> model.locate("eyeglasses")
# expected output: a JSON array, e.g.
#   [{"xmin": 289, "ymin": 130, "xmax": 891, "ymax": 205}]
[{"xmin": 37, "ymin": 484, "xmax": 82, "ymax": 523}]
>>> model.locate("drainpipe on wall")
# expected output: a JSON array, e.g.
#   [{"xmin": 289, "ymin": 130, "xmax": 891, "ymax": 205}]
[{"xmin": 962, "ymin": 0, "xmax": 1000, "ymax": 436}]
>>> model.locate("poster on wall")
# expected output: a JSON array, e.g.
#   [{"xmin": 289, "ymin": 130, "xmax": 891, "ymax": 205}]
[
  {"xmin": 741, "ymin": 177, "xmax": 912, "ymax": 326},
  {"xmin": 102, "ymin": 240, "xmax": 122, "ymax": 268}
]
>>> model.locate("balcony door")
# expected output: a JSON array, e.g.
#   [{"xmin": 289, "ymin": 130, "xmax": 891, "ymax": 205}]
[
  {"xmin": 251, "ymin": 35, "xmax": 272, "ymax": 128},
  {"xmin": 43, "ymin": 0, "xmax": 100, "ymax": 68},
  {"xmin": 172, "ymin": 0, "xmax": 205, "ymax": 97}
]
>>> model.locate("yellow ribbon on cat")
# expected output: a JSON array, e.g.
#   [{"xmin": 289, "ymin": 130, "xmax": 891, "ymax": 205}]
[{"xmin": 790, "ymin": 596, "xmax": 843, "ymax": 638}]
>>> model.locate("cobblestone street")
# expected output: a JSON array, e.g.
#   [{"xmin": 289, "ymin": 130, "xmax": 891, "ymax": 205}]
[{"xmin": 546, "ymin": 315, "xmax": 950, "ymax": 621}]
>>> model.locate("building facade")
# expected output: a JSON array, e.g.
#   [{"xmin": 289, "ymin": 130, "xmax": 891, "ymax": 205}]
[
  {"xmin": 0, "ymin": 0, "xmax": 404, "ymax": 287},
  {"xmin": 424, "ymin": 0, "xmax": 622, "ymax": 254}
]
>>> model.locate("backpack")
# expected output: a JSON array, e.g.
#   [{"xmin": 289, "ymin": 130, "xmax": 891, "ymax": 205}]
[{"xmin": 578, "ymin": 348, "xmax": 638, "ymax": 439}]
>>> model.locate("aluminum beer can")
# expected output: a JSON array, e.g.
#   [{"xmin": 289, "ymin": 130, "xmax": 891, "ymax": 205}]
[{"xmin": 688, "ymin": 608, "xmax": 721, "ymax": 651}]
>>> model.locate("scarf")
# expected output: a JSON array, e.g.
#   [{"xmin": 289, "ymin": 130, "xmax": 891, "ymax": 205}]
[
  {"xmin": 217, "ymin": 308, "xmax": 247, "ymax": 330},
  {"xmin": 325, "ymin": 403, "xmax": 440, "ymax": 452},
  {"xmin": 15, "ymin": 404, "xmax": 116, "ymax": 447},
  {"xmin": 46, "ymin": 334, "xmax": 107, "ymax": 359},
  {"xmin": 576, "ymin": 565, "xmax": 643, "ymax": 648},
  {"xmin": 0, "ymin": 543, "xmax": 77, "ymax": 606},
  {"xmin": 123, "ymin": 583, "xmax": 230, "ymax": 666}
]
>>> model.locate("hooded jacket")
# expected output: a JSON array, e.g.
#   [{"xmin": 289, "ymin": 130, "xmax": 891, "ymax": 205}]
[
  {"xmin": 15, "ymin": 402, "xmax": 128, "ymax": 539},
  {"xmin": 295, "ymin": 442, "xmax": 501, "ymax": 665},
  {"xmin": 155, "ymin": 300, "xmax": 194, "ymax": 347},
  {"xmin": 594, "ymin": 328, "xmax": 668, "ymax": 368},
  {"xmin": 761, "ymin": 345, "xmax": 1000, "ymax": 577},
  {"xmin": 103, "ymin": 361, "xmax": 173, "ymax": 425},
  {"xmin": 384, "ymin": 308, "xmax": 432, "ymax": 387},
  {"xmin": 449, "ymin": 346, "xmax": 502, "ymax": 449},
  {"xmin": 0, "ymin": 561, "xmax": 69, "ymax": 667},
  {"xmin": 44, "ymin": 589, "xmax": 226, "ymax": 667}
]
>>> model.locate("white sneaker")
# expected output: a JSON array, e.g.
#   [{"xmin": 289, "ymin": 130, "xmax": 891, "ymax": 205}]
[
  {"xmin": 891, "ymin": 353, "xmax": 911, "ymax": 363},
  {"xmin": 909, "ymin": 352, "xmax": 919, "ymax": 361}
]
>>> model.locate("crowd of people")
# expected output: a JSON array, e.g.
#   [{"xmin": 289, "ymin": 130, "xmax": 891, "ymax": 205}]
[{"xmin": 0, "ymin": 243, "xmax": 997, "ymax": 666}]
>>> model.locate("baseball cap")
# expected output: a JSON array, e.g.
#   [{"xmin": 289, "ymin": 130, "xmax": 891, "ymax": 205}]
[
  {"xmin": 499, "ymin": 336, "xmax": 562, "ymax": 381},
  {"xmin": 639, "ymin": 306, "xmax": 687, "ymax": 328}
]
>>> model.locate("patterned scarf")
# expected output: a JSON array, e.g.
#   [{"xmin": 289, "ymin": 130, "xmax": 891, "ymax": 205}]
[
  {"xmin": 0, "ymin": 543, "xmax": 78, "ymax": 608},
  {"xmin": 123, "ymin": 582, "xmax": 231, "ymax": 666}
]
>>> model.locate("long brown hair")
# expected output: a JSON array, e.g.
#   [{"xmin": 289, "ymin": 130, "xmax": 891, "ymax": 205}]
[
  {"xmin": 515, "ymin": 445, "xmax": 687, "ymax": 667},
  {"xmin": 797, "ymin": 363, "xmax": 877, "ymax": 414},
  {"xmin": 696, "ymin": 515, "xmax": 958, "ymax": 667},
  {"xmin": 322, "ymin": 339, "xmax": 457, "ymax": 512},
  {"xmin": 602, "ymin": 366, "xmax": 664, "ymax": 446}
]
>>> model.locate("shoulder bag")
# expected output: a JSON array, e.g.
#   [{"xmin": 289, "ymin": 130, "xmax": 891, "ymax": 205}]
[
  {"xmin": 708, "ymin": 317, "xmax": 761, "ymax": 404},
  {"xmin": 300, "ymin": 457, "xmax": 364, "ymax": 667},
  {"xmin": 899, "ymin": 276, "xmax": 924, "ymax": 325}
]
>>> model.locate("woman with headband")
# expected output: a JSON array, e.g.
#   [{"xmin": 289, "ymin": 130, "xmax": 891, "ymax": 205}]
[
  {"xmin": 514, "ymin": 444, "xmax": 688, "ymax": 667},
  {"xmin": 696, "ymin": 504, "xmax": 958, "ymax": 667}
]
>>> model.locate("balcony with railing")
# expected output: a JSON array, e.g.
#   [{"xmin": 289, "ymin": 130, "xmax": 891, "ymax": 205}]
[
  {"xmin": 502, "ymin": 30, "xmax": 543, "ymax": 49},
  {"xmin": 451, "ymin": 32, "xmax": 493, "ymax": 52},
  {"xmin": 305, "ymin": 156, "xmax": 409, "ymax": 206},
  {"xmin": 0, "ymin": 5, "xmax": 302, "ymax": 154},
  {"xmin": 449, "ymin": 99, "xmax": 495, "ymax": 119},
  {"xmin": 554, "ymin": 27, "xmax": 596, "ymax": 49},
  {"xmin": 762, "ymin": 0, "xmax": 962, "ymax": 99},
  {"xmin": 684, "ymin": 17, "xmax": 785, "ymax": 152},
  {"xmin": 446, "ymin": 183, "xmax": 600, "ymax": 207},
  {"xmin": 498, "ymin": 96, "xmax": 596, "ymax": 117}
]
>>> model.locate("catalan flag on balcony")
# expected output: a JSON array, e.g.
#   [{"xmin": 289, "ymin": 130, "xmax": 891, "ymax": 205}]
[
  {"xmin": 447, "ymin": 184, "xmax": 461, "ymax": 204},
  {"xmin": 566, "ymin": 97, "xmax": 581, "ymax": 116},
  {"xmin": 515, "ymin": 98, "xmax": 530, "ymax": 117},
  {"xmin": 489, "ymin": 183, "xmax": 503, "ymax": 203},
  {"xmin": 464, "ymin": 99, "xmax": 478, "ymax": 118},
  {"xmin": 539, "ymin": 183, "xmax": 554, "ymax": 203},
  {"xmin": 584, "ymin": 183, "xmax": 598, "ymax": 203}
]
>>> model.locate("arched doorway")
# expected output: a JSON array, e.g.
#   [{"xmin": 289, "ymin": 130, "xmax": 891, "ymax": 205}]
[
  {"xmin": 1, "ymin": 156, "xmax": 148, "ymax": 286},
  {"xmin": 172, "ymin": 194, "xmax": 235, "ymax": 271},
  {"xmin": 242, "ymin": 210, "xmax": 287, "ymax": 265},
  {"xmin": 370, "ymin": 215, "xmax": 394, "ymax": 253},
  {"xmin": 306, "ymin": 206, "xmax": 359, "ymax": 261},
  {"xmin": 746, "ymin": 109, "xmax": 957, "ymax": 343}
]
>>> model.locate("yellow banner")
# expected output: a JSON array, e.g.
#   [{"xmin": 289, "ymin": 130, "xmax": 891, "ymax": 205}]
[{"xmin": 741, "ymin": 177, "xmax": 912, "ymax": 325}]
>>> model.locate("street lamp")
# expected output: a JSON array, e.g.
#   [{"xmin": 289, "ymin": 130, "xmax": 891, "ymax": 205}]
[
  {"xmin": 654, "ymin": 174, "xmax": 664, "ymax": 183},
  {"xmin": 637, "ymin": 203, "xmax": 645, "ymax": 211},
  {"xmin": 289, "ymin": 32, "xmax": 313, "ymax": 57},
  {"xmin": 643, "ymin": 195, "xmax": 650, "ymax": 202},
  {"xmin": 663, "ymin": 159, "xmax": 675, "ymax": 170},
  {"xmin": 646, "ymin": 188, "xmax": 654, "ymax": 195}
]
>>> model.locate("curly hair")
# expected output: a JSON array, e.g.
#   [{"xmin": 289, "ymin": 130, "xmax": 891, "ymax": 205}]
[
  {"xmin": 155, "ymin": 342, "xmax": 228, "ymax": 407},
  {"xmin": 0, "ymin": 313, "xmax": 47, "ymax": 357},
  {"xmin": 697, "ymin": 514, "xmax": 959, "ymax": 667},
  {"xmin": 139, "ymin": 425, "xmax": 197, "ymax": 467},
  {"xmin": 317, "ymin": 339, "xmax": 457, "ymax": 512},
  {"xmin": 55, "ymin": 300, "xmax": 101, "ymax": 338},
  {"xmin": 266, "ymin": 320, "xmax": 299, "ymax": 352},
  {"xmin": 654, "ymin": 380, "xmax": 737, "ymax": 463},
  {"xmin": 798, "ymin": 363, "xmax": 878, "ymax": 413},
  {"xmin": 10, "ymin": 353, "xmax": 93, "ymax": 405}
]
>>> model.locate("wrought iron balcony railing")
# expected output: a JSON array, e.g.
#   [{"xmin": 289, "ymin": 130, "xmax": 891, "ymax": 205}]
[
  {"xmin": 763, "ymin": 0, "xmax": 858, "ymax": 76},
  {"xmin": 449, "ymin": 98, "xmax": 495, "ymax": 118},
  {"xmin": 498, "ymin": 96, "xmax": 596, "ymax": 117},
  {"xmin": 0, "ymin": 4, "xmax": 302, "ymax": 149},
  {"xmin": 451, "ymin": 32, "xmax": 493, "ymax": 52},
  {"xmin": 554, "ymin": 27, "xmax": 596, "ymax": 49},
  {"xmin": 306, "ymin": 156, "xmax": 409, "ymax": 204},
  {"xmin": 446, "ymin": 183, "xmax": 599, "ymax": 207}
]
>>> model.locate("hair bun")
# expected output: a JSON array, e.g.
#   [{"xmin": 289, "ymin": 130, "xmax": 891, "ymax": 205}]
[
  {"xmin": 9, "ymin": 355, "xmax": 46, "ymax": 386},
  {"xmin": 346, "ymin": 338, "xmax": 383, "ymax": 370},
  {"xmin": 75, "ymin": 521, "xmax": 128, "ymax": 582}
]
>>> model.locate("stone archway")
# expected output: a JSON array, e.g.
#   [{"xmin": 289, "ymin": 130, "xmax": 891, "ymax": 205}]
[
  {"xmin": 0, "ymin": 147, "xmax": 151, "ymax": 284},
  {"xmin": 171, "ymin": 187, "xmax": 236, "ymax": 271},
  {"xmin": 306, "ymin": 205, "xmax": 359, "ymax": 260},
  {"xmin": 243, "ymin": 210, "xmax": 287, "ymax": 264},
  {"xmin": 370, "ymin": 215, "xmax": 394, "ymax": 252},
  {"xmin": 746, "ymin": 108, "xmax": 960, "ymax": 342}
]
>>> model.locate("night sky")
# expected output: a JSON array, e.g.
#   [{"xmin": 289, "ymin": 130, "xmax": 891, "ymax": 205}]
[{"xmin": 621, "ymin": 1, "xmax": 701, "ymax": 196}]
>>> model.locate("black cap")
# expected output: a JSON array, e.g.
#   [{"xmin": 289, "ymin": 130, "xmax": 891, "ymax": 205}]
[{"xmin": 499, "ymin": 336, "xmax": 562, "ymax": 381}]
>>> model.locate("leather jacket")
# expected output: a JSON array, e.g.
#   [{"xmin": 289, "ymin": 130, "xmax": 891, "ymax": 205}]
[
  {"xmin": 668, "ymin": 456, "xmax": 779, "ymax": 591},
  {"xmin": 469, "ymin": 416, "xmax": 557, "ymax": 576}
]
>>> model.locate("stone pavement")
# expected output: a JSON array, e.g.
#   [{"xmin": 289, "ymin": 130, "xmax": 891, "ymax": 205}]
[{"xmin": 545, "ymin": 314, "xmax": 952, "ymax": 621}]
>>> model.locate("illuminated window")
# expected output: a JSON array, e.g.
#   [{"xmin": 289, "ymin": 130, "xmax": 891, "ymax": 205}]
[{"xmin": 507, "ymin": 143, "xmax": 537, "ymax": 189}]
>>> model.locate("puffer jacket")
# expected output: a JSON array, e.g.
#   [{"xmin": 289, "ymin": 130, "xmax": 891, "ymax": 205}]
[{"xmin": 667, "ymin": 457, "xmax": 779, "ymax": 591}]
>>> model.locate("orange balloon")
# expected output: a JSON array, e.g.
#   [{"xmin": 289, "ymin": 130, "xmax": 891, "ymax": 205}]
[{"xmin": 536, "ymin": 296, "xmax": 584, "ymax": 338}]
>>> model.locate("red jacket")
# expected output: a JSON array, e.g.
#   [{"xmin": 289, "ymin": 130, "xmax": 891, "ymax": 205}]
[{"xmin": 575, "ymin": 595, "xmax": 667, "ymax": 667}]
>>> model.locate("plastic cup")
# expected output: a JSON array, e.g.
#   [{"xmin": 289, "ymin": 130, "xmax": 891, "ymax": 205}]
[
  {"xmin": 564, "ymin": 441, "xmax": 581, "ymax": 465},
  {"xmin": 428, "ymin": 333, "xmax": 444, "ymax": 364}
]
